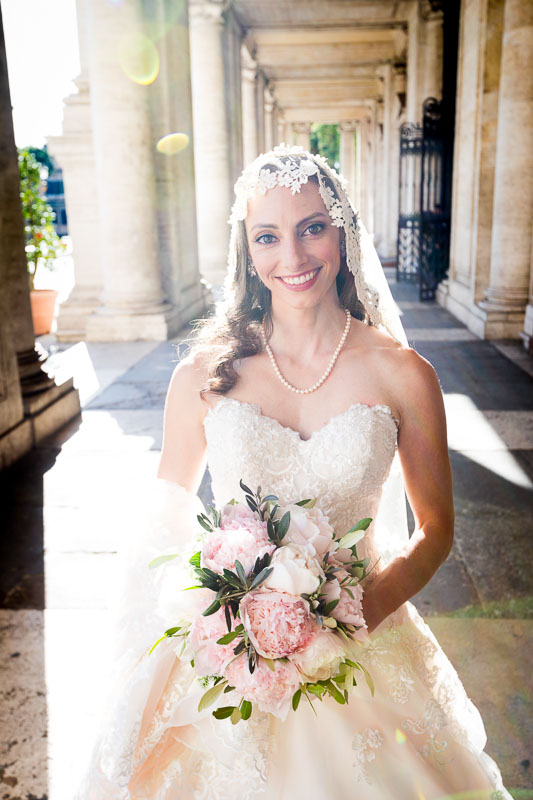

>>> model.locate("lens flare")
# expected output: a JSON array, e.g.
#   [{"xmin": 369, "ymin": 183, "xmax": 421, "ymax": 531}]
[
  {"xmin": 118, "ymin": 33, "xmax": 159, "ymax": 85},
  {"xmin": 156, "ymin": 133, "xmax": 190, "ymax": 155},
  {"xmin": 395, "ymin": 728, "xmax": 406, "ymax": 744}
]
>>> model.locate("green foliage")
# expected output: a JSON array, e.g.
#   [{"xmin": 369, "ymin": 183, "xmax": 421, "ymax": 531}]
[
  {"xmin": 310, "ymin": 124, "xmax": 340, "ymax": 170},
  {"xmin": 18, "ymin": 148, "xmax": 65, "ymax": 291}
]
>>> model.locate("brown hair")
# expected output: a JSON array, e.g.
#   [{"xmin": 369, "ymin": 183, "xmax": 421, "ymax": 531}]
[{"xmin": 186, "ymin": 167, "xmax": 368, "ymax": 396}]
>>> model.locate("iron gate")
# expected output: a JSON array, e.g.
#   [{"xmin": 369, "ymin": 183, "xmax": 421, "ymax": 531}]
[{"xmin": 396, "ymin": 98, "xmax": 451, "ymax": 300}]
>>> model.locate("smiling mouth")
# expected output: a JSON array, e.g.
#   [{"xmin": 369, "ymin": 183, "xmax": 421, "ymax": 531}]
[{"xmin": 277, "ymin": 267, "xmax": 321, "ymax": 286}]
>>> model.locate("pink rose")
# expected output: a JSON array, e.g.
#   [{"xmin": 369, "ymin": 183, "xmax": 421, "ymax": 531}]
[
  {"xmin": 239, "ymin": 590, "xmax": 317, "ymax": 659},
  {"xmin": 201, "ymin": 507, "xmax": 275, "ymax": 576},
  {"xmin": 224, "ymin": 655, "xmax": 301, "ymax": 720},
  {"xmin": 321, "ymin": 572, "xmax": 368, "ymax": 639},
  {"xmin": 187, "ymin": 608, "xmax": 235, "ymax": 676}
]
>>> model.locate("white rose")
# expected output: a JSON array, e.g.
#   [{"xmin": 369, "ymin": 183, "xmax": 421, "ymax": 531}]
[
  {"xmin": 263, "ymin": 543, "xmax": 324, "ymax": 596},
  {"xmin": 289, "ymin": 629, "xmax": 346, "ymax": 682},
  {"xmin": 280, "ymin": 504, "xmax": 335, "ymax": 559}
]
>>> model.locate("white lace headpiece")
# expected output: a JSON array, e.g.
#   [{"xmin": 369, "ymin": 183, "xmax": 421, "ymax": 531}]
[{"xmin": 226, "ymin": 143, "xmax": 407, "ymax": 347}]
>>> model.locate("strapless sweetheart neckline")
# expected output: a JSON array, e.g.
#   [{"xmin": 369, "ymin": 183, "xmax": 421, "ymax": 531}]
[{"xmin": 203, "ymin": 394, "xmax": 399, "ymax": 444}]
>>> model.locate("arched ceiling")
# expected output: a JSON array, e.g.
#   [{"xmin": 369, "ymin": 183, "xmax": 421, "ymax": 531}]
[{"xmin": 232, "ymin": 0, "xmax": 414, "ymax": 123}]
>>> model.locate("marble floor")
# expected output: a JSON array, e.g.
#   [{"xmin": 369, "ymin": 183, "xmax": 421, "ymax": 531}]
[{"xmin": 1, "ymin": 279, "xmax": 532, "ymax": 799}]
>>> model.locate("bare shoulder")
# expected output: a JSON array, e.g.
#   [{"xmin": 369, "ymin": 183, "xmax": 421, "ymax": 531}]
[{"xmin": 165, "ymin": 348, "xmax": 211, "ymax": 419}]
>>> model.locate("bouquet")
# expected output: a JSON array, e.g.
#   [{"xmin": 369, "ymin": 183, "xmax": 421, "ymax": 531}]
[{"xmin": 149, "ymin": 480, "xmax": 377, "ymax": 723}]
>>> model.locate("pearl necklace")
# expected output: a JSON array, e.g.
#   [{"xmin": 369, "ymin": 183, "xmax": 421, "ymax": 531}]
[{"xmin": 261, "ymin": 308, "xmax": 351, "ymax": 394}]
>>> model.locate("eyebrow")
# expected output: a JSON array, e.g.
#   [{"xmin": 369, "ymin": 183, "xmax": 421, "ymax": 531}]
[{"xmin": 250, "ymin": 212, "xmax": 328, "ymax": 233}]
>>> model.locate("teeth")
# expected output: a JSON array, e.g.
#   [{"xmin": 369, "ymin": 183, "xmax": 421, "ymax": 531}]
[{"xmin": 282, "ymin": 268, "xmax": 319, "ymax": 285}]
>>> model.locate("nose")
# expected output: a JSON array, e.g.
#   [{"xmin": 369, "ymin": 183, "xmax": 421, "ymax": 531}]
[{"xmin": 278, "ymin": 232, "xmax": 308, "ymax": 274}]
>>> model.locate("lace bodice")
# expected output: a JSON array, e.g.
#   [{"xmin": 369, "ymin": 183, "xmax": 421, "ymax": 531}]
[{"xmin": 203, "ymin": 396, "xmax": 399, "ymax": 568}]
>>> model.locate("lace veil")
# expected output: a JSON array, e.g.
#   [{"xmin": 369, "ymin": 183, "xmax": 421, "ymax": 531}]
[{"xmin": 225, "ymin": 143, "xmax": 409, "ymax": 567}]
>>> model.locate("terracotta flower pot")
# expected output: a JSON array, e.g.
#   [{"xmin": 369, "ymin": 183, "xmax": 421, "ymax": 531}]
[{"xmin": 30, "ymin": 289, "xmax": 58, "ymax": 336}]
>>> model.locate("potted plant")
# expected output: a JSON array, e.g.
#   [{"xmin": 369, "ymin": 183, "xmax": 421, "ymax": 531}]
[{"xmin": 18, "ymin": 147, "xmax": 65, "ymax": 335}]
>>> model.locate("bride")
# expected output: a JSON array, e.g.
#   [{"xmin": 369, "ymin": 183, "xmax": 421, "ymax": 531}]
[{"xmin": 79, "ymin": 145, "xmax": 511, "ymax": 798}]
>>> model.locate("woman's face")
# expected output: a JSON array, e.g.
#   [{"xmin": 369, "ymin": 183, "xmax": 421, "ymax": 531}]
[{"xmin": 245, "ymin": 180, "xmax": 341, "ymax": 308}]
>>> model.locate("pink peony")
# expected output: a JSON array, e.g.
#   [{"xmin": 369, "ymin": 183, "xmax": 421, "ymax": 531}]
[
  {"xmin": 201, "ymin": 506, "xmax": 275, "ymax": 576},
  {"xmin": 187, "ymin": 608, "xmax": 235, "ymax": 676},
  {"xmin": 279, "ymin": 503, "xmax": 335, "ymax": 559},
  {"xmin": 239, "ymin": 590, "xmax": 317, "ymax": 659},
  {"xmin": 224, "ymin": 654, "xmax": 301, "ymax": 720},
  {"xmin": 321, "ymin": 571, "xmax": 368, "ymax": 639}
]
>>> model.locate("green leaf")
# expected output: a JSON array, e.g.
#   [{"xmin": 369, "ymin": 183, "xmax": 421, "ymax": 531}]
[
  {"xmin": 308, "ymin": 684, "xmax": 325, "ymax": 699},
  {"xmin": 224, "ymin": 603, "xmax": 232, "ymax": 632},
  {"xmin": 197, "ymin": 515, "xmax": 214, "ymax": 533},
  {"xmin": 240, "ymin": 699, "xmax": 252, "ymax": 720},
  {"xmin": 202, "ymin": 597, "xmax": 221, "ymax": 616},
  {"xmin": 222, "ymin": 569, "xmax": 242, "ymax": 589},
  {"xmin": 233, "ymin": 639, "xmax": 246, "ymax": 655},
  {"xmin": 148, "ymin": 634, "xmax": 167, "ymax": 655},
  {"xmin": 355, "ymin": 661, "xmax": 375, "ymax": 697},
  {"xmin": 246, "ymin": 495, "xmax": 258, "ymax": 513},
  {"xmin": 198, "ymin": 680, "xmax": 227, "ymax": 712},
  {"xmin": 224, "ymin": 684, "xmax": 235, "ymax": 693},
  {"xmin": 324, "ymin": 680, "xmax": 346, "ymax": 704},
  {"xmin": 262, "ymin": 657, "xmax": 276, "ymax": 672},
  {"xmin": 164, "ymin": 626, "xmax": 182, "ymax": 636},
  {"xmin": 276, "ymin": 511, "xmax": 291, "ymax": 540},
  {"xmin": 148, "ymin": 553, "xmax": 179, "ymax": 569},
  {"xmin": 292, "ymin": 689, "xmax": 302, "ymax": 711},
  {"xmin": 239, "ymin": 479, "xmax": 253, "ymax": 495},
  {"xmin": 235, "ymin": 560, "xmax": 247, "ymax": 586},
  {"xmin": 216, "ymin": 630, "xmax": 239, "ymax": 645},
  {"xmin": 323, "ymin": 616, "xmax": 338, "ymax": 628},
  {"xmin": 267, "ymin": 518, "xmax": 276, "ymax": 542},
  {"xmin": 337, "ymin": 529, "xmax": 366, "ymax": 550},
  {"xmin": 231, "ymin": 706, "xmax": 242, "ymax": 725},
  {"xmin": 250, "ymin": 566, "xmax": 273, "ymax": 590},
  {"xmin": 323, "ymin": 599, "xmax": 339, "ymax": 616},
  {"xmin": 212, "ymin": 705, "xmax": 235, "ymax": 719},
  {"xmin": 261, "ymin": 494, "xmax": 278, "ymax": 503},
  {"xmin": 294, "ymin": 497, "xmax": 317, "ymax": 508}
]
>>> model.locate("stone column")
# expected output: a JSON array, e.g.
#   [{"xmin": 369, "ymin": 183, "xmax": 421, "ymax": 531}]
[
  {"xmin": 520, "ymin": 229, "xmax": 533, "ymax": 351},
  {"xmin": 48, "ymin": 0, "xmax": 102, "ymax": 341},
  {"xmin": 422, "ymin": 7, "xmax": 444, "ymax": 101},
  {"xmin": 0, "ymin": 9, "xmax": 79, "ymax": 461},
  {"xmin": 241, "ymin": 45, "xmax": 259, "ymax": 165},
  {"xmin": 255, "ymin": 69, "xmax": 266, "ymax": 154},
  {"xmin": 477, "ymin": 0, "xmax": 533, "ymax": 338},
  {"xmin": 406, "ymin": 0, "xmax": 421, "ymax": 123},
  {"xmin": 264, "ymin": 87, "xmax": 275, "ymax": 152},
  {"xmin": 189, "ymin": 0, "xmax": 232, "ymax": 287},
  {"xmin": 339, "ymin": 121, "xmax": 357, "ymax": 206},
  {"xmin": 84, "ymin": 0, "xmax": 178, "ymax": 340},
  {"xmin": 377, "ymin": 63, "xmax": 396, "ymax": 258},
  {"xmin": 292, "ymin": 122, "xmax": 311, "ymax": 150}
]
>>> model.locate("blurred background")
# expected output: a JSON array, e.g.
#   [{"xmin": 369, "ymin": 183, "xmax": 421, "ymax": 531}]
[{"xmin": 0, "ymin": 0, "xmax": 532, "ymax": 797}]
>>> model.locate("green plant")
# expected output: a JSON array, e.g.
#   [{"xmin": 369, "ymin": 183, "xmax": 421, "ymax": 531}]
[
  {"xmin": 310, "ymin": 124, "xmax": 340, "ymax": 170},
  {"xmin": 18, "ymin": 147, "xmax": 65, "ymax": 291}
]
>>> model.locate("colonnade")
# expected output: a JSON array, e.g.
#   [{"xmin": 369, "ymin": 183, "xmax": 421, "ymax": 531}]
[
  {"xmin": 49, "ymin": 0, "xmax": 444, "ymax": 338},
  {"xmin": 438, "ymin": 0, "xmax": 533, "ymax": 343}
]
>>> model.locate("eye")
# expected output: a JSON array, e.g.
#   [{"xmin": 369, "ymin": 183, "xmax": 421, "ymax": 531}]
[
  {"xmin": 304, "ymin": 222, "xmax": 325, "ymax": 236},
  {"xmin": 255, "ymin": 233, "xmax": 277, "ymax": 245}
]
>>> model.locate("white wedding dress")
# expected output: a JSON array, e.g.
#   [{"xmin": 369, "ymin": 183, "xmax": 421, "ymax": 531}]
[{"xmin": 79, "ymin": 395, "xmax": 511, "ymax": 799}]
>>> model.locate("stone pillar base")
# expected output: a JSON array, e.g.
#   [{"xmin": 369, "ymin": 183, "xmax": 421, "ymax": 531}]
[
  {"xmin": 0, "ymin": 418, "xmax": 33, "ymax": 469},
  {"xmin": 85, "ymin": 303, "xmax": 182, "ymax": 342},
  {"xmin": 520, "ymin": 303, "xmax": 533, "ymax": 353},
  {"xmin": 23, "ymin": 377, "xmax": 81, "ymax": 444},
  {"xmin": 438, "ymin": 279, "xmax": 527, "ymax": 339},
  {"xmin": 56, "ymin": 289, "xmax": 101, "ymax": 342},
  {"xmin": 0, "ymin": 377, "xmax": 81, "ymax": 468}
]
